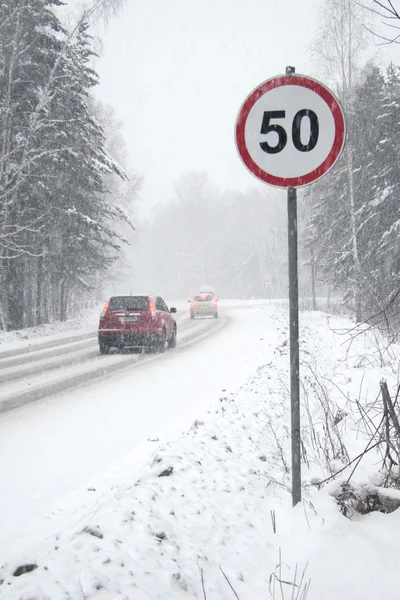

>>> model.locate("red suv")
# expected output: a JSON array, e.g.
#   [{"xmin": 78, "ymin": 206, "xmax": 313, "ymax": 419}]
[{"xmin": 98, "ymin": 295, "xmax": 177, "ymax": 354}]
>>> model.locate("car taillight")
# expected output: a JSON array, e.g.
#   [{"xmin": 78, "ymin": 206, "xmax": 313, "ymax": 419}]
[
  {"xmin": 212, "ymin": 299, "xmax": 218, "ymax": 306},
  {"xmin": 149, "ymin": 298, "xmax": 156, "ymax": 315},
  {"xmin": 100, "ymin": 301, "xmax": 109, "ymax": 318},
  {"xmin": 190, "ymin": 301, "xmax": 196, "ymax": 307}
]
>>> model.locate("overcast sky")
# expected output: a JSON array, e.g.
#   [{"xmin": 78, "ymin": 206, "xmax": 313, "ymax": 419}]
[{"xmin": 82, "ymin": 0, "xmax": 400, "ymax": 215}]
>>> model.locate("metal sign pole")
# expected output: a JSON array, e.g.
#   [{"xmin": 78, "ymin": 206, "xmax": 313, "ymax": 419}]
[
  {"xmin": 285, "ymin": 64, "xmax": 301, "ymax": 507},
  {"xmin": 287, "ymin": 185, "xmax": 301, "ymax": 506}
]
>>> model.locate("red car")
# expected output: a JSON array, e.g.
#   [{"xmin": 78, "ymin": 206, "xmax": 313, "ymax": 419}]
[{"xmin": 98, "ymin": 295, "xmax": 177, "ymax": 354}]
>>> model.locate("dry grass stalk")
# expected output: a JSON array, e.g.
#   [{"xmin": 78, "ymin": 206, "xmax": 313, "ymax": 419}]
[{"xmin": 269, "ymin": 549, "xmax": 311, "ymax": 600}]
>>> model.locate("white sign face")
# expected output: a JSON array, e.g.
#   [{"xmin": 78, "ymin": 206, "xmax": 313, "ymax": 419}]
[{"xmin": 235, "ymin": 75, "xmax": 345, "ymax": 188}]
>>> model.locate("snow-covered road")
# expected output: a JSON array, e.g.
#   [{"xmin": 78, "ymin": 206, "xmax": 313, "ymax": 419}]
[
  {"xmin": 0, "ymin": 303, "xmax": 278, "ymax": 565},
  {"xmin": 0, "ymin": 309, "xmax": 226, "ymax": 413}
]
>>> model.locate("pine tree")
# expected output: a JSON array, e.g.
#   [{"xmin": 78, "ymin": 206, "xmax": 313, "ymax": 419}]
[
  {"xmin": 363, "ymin": 64, "xmax": 400, "ymax": 327},
  {"xmin": 303, "ymin": 65, "xmax": 389, "ymax": 320},
  {"xmin": 0, "ymin": 0, "xmax": 66, "ymax": 329},
  {"xmin": 0, "ymin": 2, "xmax": 132, "ymax": 330}
]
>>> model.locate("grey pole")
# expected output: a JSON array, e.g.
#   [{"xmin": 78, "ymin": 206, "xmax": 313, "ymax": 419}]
[{"xmin": 286, "ymin": 65, "xmax": 301, "ymax": 507}]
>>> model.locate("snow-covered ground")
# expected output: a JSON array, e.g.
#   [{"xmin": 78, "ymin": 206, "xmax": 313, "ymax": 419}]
[
  {"xmin": 1, "ymin": 302, "xmax": 400, "ymax": 599},
  {"xmin": 0, "ymin": 308, "xmax": 100, "ymax": 353}
]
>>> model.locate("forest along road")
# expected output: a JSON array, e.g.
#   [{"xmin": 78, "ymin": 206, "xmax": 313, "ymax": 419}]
[{"xmin": 0, "ymin": 311, "xmax": 227, "ymax": 414}]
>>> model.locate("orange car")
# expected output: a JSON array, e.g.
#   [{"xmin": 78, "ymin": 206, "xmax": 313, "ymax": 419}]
[{"xmin": 189, "ymin": 293, "xmax": 218, "ymax": 319}]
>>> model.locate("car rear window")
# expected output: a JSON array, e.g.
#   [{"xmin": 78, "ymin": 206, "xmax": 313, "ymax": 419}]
[
  {"xmin": 108, "ymin": 296, "xmax": 149, "ymax": 311},
  {"xmin": 194, "ymin": 294, "xmax": 213, "ymax": 302}
]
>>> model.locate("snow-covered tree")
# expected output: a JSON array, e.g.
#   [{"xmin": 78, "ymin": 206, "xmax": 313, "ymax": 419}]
[
  {"xmin": 306, "ymin": 0, "xmax": 372, "ymax": 321},
  {"xmin": 0, "ymin": 0, "xmax": 66, "ymax": 329},
  {"xmin": 361, "ymin": 64, "xmax": 400, "ymax": 327},
  {"xmin": 0, "ymin": 1, "xmax": 133, "ymax": 330},
  {"xmin": 304, "ymin": 52, "xmax": 400, "ymax": 334}
]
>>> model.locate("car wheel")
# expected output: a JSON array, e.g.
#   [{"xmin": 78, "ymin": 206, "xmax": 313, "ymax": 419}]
[
  {"xmin": 157, "ymin": 329, "xmax": 167, "ymax": 353},
  {"xmin": 214, "ymin": 312, "xmax": 218, "ymax": 319},
  {"xmin": 169, "ymin": 326, "xmax": 177, "ymax": 348},
  {"xmin": 99, "ymin": 341, "xmax": 109, "ymax": 354},
  {"xmin": 190, "ymin": 312, "xmax": 195, "ymax": 319}
]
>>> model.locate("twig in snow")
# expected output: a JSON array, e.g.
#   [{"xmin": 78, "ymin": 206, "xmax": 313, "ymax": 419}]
[
  {"xmin": 199, "ymin": 566, "xmax": 207, "ymax": 600},
  {"xmin": 268, "ymin": 422, "xmax": 289, "ymax": 473},
  {"xmin": 381, "ymin": 380, "xmax": 400, "ymax": 439},
  {"xmin": 219, "ymin": 566, "xmax": 241, "ymax": 599},
  {"xmin": 269, "ymin": 551, "xmax": 311, "ymax": 599},
  {"xmin": 78, "ymin": 577, "xmax": 88, "ymax": 600},
  {"xmin": 307, "ymin": 441, "xmax": 381, "ymax": 487},
  {"xmin": 302, "ymin": 501, "xmax": 310, "ymax": 530},
  {"xmin": 270, "ymin": 509, "xmax": 277, "ymax": 534}
]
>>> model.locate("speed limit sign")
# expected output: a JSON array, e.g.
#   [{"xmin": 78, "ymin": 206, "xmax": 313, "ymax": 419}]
[
  {"xmin": 235, "ymin": 68, "xmax": 346, "ymax": 508},
  {"xmin": 235, "ymin": 74, "xmax": 345, "ymax": 188}
]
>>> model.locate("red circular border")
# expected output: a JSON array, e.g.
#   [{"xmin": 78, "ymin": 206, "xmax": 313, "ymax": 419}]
[{"xmin": 235, "ymin": 74, "xmax": 346, "ymax": 188}]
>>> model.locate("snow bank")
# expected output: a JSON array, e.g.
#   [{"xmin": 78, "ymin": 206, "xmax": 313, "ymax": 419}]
[{"xmin": 0, "ymin": 307, "xmax": 101, "ymax": 353}]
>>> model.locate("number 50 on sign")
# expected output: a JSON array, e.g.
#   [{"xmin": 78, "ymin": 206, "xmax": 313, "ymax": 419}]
[{"xmin": 235, "ymin": 74, "xmax": 345, "ymax": 188}]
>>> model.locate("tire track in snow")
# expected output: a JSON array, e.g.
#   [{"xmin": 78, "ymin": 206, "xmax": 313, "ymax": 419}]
[{"xmin": 0, "ymin": 314, "xmax": 228, "ymax": 414}]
